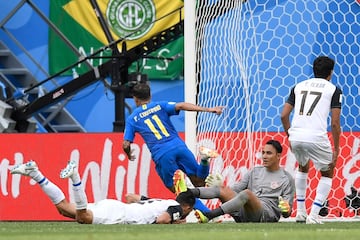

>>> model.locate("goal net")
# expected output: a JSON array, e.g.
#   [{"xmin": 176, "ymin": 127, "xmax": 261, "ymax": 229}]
[{"xmin": 188, "ymin": 0, "xmax": 360, "ymax": 220}]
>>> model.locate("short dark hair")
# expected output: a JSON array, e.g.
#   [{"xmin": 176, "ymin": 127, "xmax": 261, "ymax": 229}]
[
  {"xmin": 175, "ymin": 189, "xmax": 195, "ymax": 207},
  {"xmin": 131, "ymin": 83, "xmax": 151, "ymax": 100},
  {"xmin": 266, "ymin": 140, "xmax": 282, "ymax": 154},
  {"xmin": 313, "ymin": 56, "xmax": 335, "ymax": 79}
]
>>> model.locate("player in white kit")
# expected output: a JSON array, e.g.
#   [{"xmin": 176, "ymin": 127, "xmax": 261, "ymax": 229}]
[
  {"xmin": 10, "ymin": 160, "xmax": 195, "ymax": 224},
  {"xmin": 174, "ymin": 140, "xmax": 295, "ymax": 223},
  {"xmin": 281, "ymin": 56, "xmax": 342, "ymax": 224}
]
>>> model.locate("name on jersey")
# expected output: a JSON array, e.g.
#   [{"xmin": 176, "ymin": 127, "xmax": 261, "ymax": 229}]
[
  {"xmin": 139, "ymin": 105, "xmax": 161, "ymax": 118},
  {"xmin": 310, "ymin": 82, "xmax": 325, "ymax": 88}
]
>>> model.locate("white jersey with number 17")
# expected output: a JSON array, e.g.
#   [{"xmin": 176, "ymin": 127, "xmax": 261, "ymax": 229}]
[{"xmin": 287, "ymin": 78, "xmax": 342, "ymax": 143}]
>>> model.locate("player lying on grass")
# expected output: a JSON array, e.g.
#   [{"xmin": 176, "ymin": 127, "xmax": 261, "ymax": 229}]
[
  {"xmin": 10, "ymin": 160, "xmax": 195, "ymax": 224},
  {"xmin": 174, "ymin": 140, "xmax": 295, "ymax": 223}
]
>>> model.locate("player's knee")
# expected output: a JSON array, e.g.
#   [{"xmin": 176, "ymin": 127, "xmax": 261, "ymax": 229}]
[
  {"xmin": 240, "ymin": 189, "xmax": 251, "ymax": 201},
  {"xmin": 298, "ymin": 163, "xmax": 309, "ymax": 173},
  {"xmin": 219, "ymin": 186, "xmax": 236, "ymax": 202},
  {"xmin": 320, "ymin": 163, "xmax": 335, "ymax": 178},
  {"xmin": 320, "ymin": 169, "xmax": 333, "ymax": 178}
]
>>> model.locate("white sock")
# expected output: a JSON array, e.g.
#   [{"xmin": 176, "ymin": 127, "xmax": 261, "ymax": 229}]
[
  {"xmin": 295, "ymin": 171, "xmax": 307, "ymax": 213},
  {"xmin": 70, "ymin": 171, "xmax": 81, "ymax": 185},
  {"xmin": 39, "ymin": 179, "xmax": 65, "ymax": 204},
  {"xmin": 310, "ymin": 176, "xmax": 332, "ymax": 217},
  {"xmin": 72, "ymin": 182, "xmax": 88, "ymax": 210},
  {"xmin": 29, "ymin": 169, "xmax": 45, "ymax": 183},
  {"xmin": 29, "ymin": 169, "xmax": 65, "ymax": 205}
]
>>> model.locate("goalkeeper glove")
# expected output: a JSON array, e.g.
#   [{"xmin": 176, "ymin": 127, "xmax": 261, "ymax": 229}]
[
  {"xmin": 278, "ymin": 196, "xmax": 290, "ymax": 213},
  {"xmin": 205, "ymin": 173, "xmax": 223, "ymax": 187}
]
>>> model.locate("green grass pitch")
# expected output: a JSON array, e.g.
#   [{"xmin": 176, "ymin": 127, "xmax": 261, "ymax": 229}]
[{"xmin": 0, "ymin": 221, "xmax": 359, "ymax": 240}]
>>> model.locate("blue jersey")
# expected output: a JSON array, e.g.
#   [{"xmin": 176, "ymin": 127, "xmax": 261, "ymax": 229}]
[{"xmin": 124, "ymin": 101, "xmax": 187, "ymax": 160}]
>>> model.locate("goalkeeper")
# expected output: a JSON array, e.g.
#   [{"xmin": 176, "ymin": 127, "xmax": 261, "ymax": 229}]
[{"xmin": 176, "ymin": 140, "xmax": 295, "ymax": 223}]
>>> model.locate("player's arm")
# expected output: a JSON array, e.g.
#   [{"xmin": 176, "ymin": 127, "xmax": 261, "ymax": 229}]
[
  {"xmin": 155, "ymin": 205, "xmax": 183, "ymax": 224},
  {"xmin": 123, "ymin": 119, "xmax": 137, "ymax": 161},
  {"xmin": 122, "ymin": 140, "xmax": 135, "ymax": 161},
  {"xmin": 231, "ymin": 169, "xmax": 251, "ymax": 194},
  {"xmin": 281, "ymin": 103, "xmax": 293, "ymax": 137},
  {"xmin": 175, "ymin": 102, "xmax": 224, "ymax": 115},
  {"xmin": 330, "ymin": 87, "xmax": 342, "ymax": 168},
  {"xmin": 330, "ymin": 107, "xmax": 341, "ymax": 165},
  {"xmin": 281, "ymin": 88, "xmax": 295, "ymax": 137}
]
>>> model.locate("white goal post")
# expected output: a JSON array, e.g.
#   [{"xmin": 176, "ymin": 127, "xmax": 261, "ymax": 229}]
[{"xmin": 184, "ymin": 0, "xmax": 360, "ymax": 219}]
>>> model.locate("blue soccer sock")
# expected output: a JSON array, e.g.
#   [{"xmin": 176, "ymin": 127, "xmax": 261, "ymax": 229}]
[
  {"xmin": 194, "ymin": 198, "xmax": 210, "ymax": 213},
  {"xmin": 196, "ymin": 164, "xmax": 210, "ymax": 180}
]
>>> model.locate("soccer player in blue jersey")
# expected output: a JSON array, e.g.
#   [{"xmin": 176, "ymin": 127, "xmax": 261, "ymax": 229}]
[{"xmin": 122, "ymin": 83, "xmax": 224, "ymax": 212}]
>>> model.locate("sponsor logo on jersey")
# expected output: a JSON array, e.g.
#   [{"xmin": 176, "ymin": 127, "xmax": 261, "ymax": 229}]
[{"xmin": 270, "ymin": 181, "xmax": 280, "ymax": 189}]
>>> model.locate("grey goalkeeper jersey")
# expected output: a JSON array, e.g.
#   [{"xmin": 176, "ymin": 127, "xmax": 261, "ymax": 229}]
[{"xmin": 231, "ymin": 166, "xmax": 295, "ymax": 220}]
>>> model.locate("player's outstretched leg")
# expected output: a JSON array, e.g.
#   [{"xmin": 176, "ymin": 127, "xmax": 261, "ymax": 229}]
[
  {"xmin": 60, "ymin": 159, "xmax": 88, "ymax": 216},
  {"xmin": 10, "ymin": 160, "xmax": 38, "ymax": 176},
  {"xmin": 10, "ymin": 160, "xmax": 67, "ymax": 212},
  {"xmin": 173, "ymin": 169, "xmax": 187, "ymax": 195}
]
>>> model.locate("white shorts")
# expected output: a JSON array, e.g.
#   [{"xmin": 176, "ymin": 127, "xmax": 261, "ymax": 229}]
[
  {"xmin": 290, "ymin": 141, "xmax": 332, "ymax": 171},
  {"xmin": 87, "ymin": 199, "xmax": 126, "ymax": 224}
]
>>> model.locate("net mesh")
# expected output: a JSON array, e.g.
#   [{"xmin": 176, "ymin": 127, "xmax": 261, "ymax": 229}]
[{"xmin": 193, "ymin": 0, "xmax": 360, "ymax": 219}]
